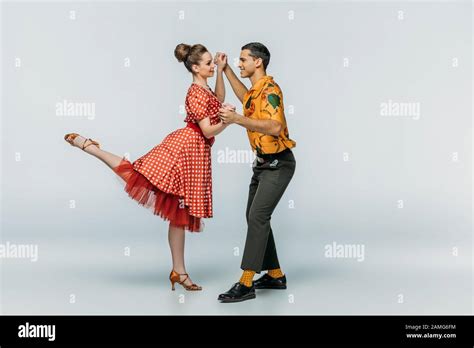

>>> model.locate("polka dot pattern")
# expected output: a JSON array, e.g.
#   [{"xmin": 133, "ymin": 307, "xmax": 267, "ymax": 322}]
[
  {"xmin": 131, "ymin": 84, "xmax": 222, "ymax": 218},
  {"xmin": 184, "ymin": 83, "xmax": 222, "ymax": 125}
]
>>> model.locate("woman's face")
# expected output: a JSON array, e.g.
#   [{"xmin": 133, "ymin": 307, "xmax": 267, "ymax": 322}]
[{"xmin": 192, "ymin": 51, "xmax": 215, "ymax": 78}]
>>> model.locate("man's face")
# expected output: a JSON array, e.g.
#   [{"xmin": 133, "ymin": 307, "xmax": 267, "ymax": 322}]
[{"xmin": 238, "ymin": 49, "xmax": 261, "ymax": 78}]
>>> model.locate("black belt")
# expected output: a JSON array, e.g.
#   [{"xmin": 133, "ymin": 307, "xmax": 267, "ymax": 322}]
[{"xmin": 256, "ymin": 148, "xmax": 292, "ymax": 162}]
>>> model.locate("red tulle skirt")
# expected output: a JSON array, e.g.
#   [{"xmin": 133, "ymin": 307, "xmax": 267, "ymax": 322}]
[{"xmin": 113, "ymin": 158, "xmax": 202, "ymax": 232}]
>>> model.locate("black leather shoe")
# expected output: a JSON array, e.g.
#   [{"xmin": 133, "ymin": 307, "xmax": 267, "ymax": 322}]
[
  {"xmin": 253, "ymin": 273, "xmax": 287, "ymax": 289},
  {"xmin": 218, "ymin": 282, "xmax": 256, "ymax": 303}
]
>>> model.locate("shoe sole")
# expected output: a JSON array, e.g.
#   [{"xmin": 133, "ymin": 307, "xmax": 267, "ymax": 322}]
[
  {"xmin": 254, "ymin": 285, "xmax": 287, "ymax": 290},
  {"xmin": 218, "ymin": 293, "xmax": 256, "ymax": 303}
]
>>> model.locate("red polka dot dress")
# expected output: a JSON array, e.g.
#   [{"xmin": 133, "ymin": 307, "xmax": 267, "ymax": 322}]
[{"xmin": 113, "ymin": 83, "xmax": 222, "ymax": 232}]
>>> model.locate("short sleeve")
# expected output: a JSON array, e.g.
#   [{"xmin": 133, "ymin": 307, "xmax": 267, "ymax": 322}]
[
  {"xmin": 187, "ymin": 88, "xmax": 210, "ymax": 121},
  {"xmin": 260, "ymin": 83, "xmax": 284, "ymax": 125}
]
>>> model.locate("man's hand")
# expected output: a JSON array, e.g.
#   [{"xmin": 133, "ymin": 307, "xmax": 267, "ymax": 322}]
[
  {"xmin": 219, "ymin": 107, "xmax": 240, "ymax": 124},
  {"xmin": 214, "ymin": 52, "xmax": 228, "ymax": 71}
]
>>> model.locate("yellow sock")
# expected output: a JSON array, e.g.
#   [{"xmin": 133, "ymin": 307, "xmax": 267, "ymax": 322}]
[
  {"xmin": 268, "ymin": 268, "xmax": 284, "ymax": 278},
  {"xmin": 239, "ymin": 270, "xmax": 256, "ymax": 287}
]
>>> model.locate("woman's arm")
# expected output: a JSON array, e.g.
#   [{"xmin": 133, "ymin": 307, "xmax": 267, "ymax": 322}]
[
  {"xmin": 214, "ymin": 54, "xmax": 226, "ymax": 102},
  {"xmin": 198, "ymin": 117, "xmax": 229, "ymax": 138}
]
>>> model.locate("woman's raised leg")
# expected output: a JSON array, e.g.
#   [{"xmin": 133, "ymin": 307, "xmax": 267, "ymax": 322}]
[{"xmin": 67, "ymin": 134, "xmax": 124, "ymax": 172}]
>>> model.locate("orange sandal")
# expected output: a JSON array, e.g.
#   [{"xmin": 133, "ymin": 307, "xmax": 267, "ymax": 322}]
[
  {"xmin": 64, "ymin": 133, "xmax": 100, "ymax": 150},
  {"xmin": 169, "ymin": 270, "xmax": 202, "ymax": 291}
]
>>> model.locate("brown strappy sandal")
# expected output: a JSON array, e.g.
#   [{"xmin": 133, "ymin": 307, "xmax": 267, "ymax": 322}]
[
  {"xmin": 169, "ymin": 270, "xmax": 202, "ymax": 291},
  {"xmin": 64, "ymin": 133, "xmax": 100, "ymax": 150}
]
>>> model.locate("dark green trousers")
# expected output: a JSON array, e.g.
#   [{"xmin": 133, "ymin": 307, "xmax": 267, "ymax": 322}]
[{"xmin": 240, "ymin": 150, "xmax": 296, "ymax": 273}]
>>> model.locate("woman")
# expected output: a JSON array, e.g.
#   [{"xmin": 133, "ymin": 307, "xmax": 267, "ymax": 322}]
[{"xmin": 64, "ymin": 44, "xmax": 232, "ymax": 291}]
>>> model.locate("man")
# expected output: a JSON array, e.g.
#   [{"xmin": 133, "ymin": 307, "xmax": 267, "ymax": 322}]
[{"xmin": 217, "ymin": 42, "xmax": 296, "ymax": 303}]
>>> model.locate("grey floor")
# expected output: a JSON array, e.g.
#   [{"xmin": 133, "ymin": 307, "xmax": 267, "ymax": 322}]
[{"xmin": 1, "ymin": 225, "xmax": 471, "ymax": 315}]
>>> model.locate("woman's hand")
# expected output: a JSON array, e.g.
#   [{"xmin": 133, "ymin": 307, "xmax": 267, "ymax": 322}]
[
  {"xmin": 219, "ymin": 107, "xmax": 240, "ymax": 124},
  {"xmin": 222, "ymin": 103, "xmax": 236, "ymax": 112},
  {"xmin": 214, "ymin": 52, "xmax": 228, "ymax": 71}
]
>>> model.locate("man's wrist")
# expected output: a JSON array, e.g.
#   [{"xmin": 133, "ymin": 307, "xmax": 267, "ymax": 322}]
[{"xmin": 233, "ymin": 113, "xmax": 244, "ymax": 125}]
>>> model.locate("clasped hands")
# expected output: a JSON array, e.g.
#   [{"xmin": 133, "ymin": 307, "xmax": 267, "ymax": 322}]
[
  {"xmin": 214, "ymin": 51, "xmax": 240, "ymax": 125},
  {"xmin": 219, "ymin": 103, "xmax": 239, "ymax": 124}
]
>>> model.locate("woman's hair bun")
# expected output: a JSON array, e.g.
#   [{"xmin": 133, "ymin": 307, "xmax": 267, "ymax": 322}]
[
  {"xmin": 175, "ymin": 43, "xmax": 208, "ymax": 73},
  {"xmin": 175, "ymin": 43, "xmax": 191, "ymax": 62}
]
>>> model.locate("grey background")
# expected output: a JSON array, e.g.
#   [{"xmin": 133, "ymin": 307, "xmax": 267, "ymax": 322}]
[{"xmin": 0, "ymin": 0, "xmax": 472, "ymax": 314}]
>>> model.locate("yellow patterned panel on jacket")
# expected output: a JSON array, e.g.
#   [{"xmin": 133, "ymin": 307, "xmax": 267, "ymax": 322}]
[{"xmin": 243, "ymin": 75, "xmax": 296, "ymax": 155}]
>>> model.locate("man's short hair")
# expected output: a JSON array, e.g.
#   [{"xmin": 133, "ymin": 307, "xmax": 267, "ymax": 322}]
[{"xmin": 241, "ymin": 42, "xmax": 271, "ymax": 70}]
